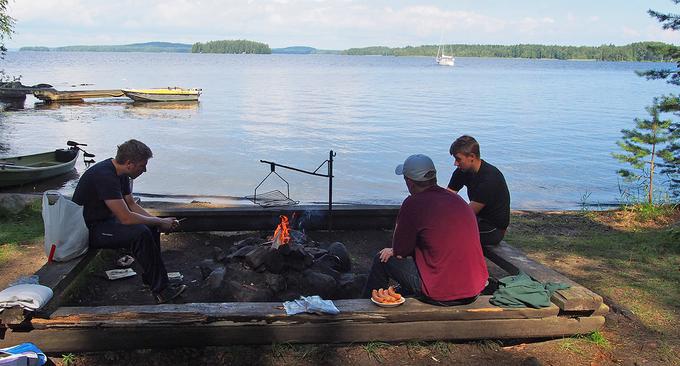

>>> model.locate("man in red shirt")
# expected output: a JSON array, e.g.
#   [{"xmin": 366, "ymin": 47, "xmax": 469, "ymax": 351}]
[{"xmin": 362, "ymin": 154, "xmax": 489, "ymax": 304}]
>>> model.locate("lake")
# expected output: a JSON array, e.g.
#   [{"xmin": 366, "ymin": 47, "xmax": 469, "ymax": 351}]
[{"xmin": 0, "ymin": 52, "xmax": 675, "ymax": 209}]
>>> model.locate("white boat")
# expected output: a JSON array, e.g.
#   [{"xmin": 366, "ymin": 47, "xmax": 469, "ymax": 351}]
[{"xmin": 436, "ymin": 44, "xmax": 455, "ymax": 66}]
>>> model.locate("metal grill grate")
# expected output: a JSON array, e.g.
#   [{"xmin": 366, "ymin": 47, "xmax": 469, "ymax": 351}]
[{"xmin": 246, "ymin": 190, "xmax": 299, "ymax": 208}]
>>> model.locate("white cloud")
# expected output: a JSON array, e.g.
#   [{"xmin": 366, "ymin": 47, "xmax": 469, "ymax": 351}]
[{"xmin": 4, "ymin": 1, "xmax": 676, "ymax": 48}]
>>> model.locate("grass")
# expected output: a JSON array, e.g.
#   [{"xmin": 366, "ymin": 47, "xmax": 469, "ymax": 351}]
[
  {"xmin": 0, "ymin": 200, "xmax": 43, "ymax": 264},
  {"xmin": 506, "ymin": 206, "xmax": 680, "ymax": 337},
  {"xmin": 61, "ymin": 353, "xmax": 77, "ymax": 366},
  {"xmin": 362, "ymin": 341, "xmax": 391, "ymax": 362}
]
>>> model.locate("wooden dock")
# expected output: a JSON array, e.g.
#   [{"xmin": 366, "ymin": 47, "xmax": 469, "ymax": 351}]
[
  {"xmin": 33, "ymin": 89, "xmax": 125, "ymax": 102},
  {"xmin": 0, "ymin": 206, "xmax": 607, "ymax": 352}
]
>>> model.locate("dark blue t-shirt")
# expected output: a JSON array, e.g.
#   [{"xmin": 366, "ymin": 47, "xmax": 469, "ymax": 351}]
[{"xmin": 72, "ymin": 158, "xmax": 131, "ymax": 225}]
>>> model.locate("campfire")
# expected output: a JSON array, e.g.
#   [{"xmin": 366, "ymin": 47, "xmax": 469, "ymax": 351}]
[
  {"xmin": 197, "ymin": 213, "xmax": 365, "ymax": 302},
  {"xmin": 272, "ymin": 215, "xmax": 291, "ymax": 248}
]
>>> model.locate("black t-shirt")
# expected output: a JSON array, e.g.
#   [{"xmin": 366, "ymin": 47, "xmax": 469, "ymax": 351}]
[
  {"xmin": 72, "ymin": 158, "xmax": 131, "ymax": 225},
  {"xmin": 447, "ymin": 160, "xmax": 510, "ymax": 230}
]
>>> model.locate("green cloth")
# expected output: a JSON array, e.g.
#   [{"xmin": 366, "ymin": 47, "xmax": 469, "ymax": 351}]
[{"xmin": 490, "ymin": 272, "xmax": 570, "ymax": 308}]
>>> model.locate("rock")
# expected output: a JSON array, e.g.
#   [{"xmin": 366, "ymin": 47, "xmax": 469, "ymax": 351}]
[
  {"xmin": 0, "ymin": 194, "xmax": 39, "ymax": 216},
  {"xmin": 244, "ymin": 246, "xmax": 274, "ymax": 269},
  {"xmin": 327, "ymin": 242, "xmax": 351, "ymax": 272},
  {"xmin": 264, "ymin": 273, "xmax": 287, "ymax": 293},
  {"xmin": 203, "ymin": 266, "xmax": 226, "ymax": 289},
  {"xmin": 335, "ymin": 273, "xmax": 366, "ymax": 299},
  {"xmin": 197, "ymin": 259, "xmax": 219, "ymax": 279},
  {"xmin": 310, "ymin": 255, "xmax": 341, "ymax": 280},
  {"xmin": 304, "ymin": 247, "xmax": 329, "ymax": 259},
  {"xmin": 227, "ymin": 245, "xmax": 255, "ymax": 259},
  {"xmin": 227, "ymin": 280, "xmax": 274, "ymax": 302},
  {"xmin": 213, "ymin": 247, "xmax": 226, "ymax": 262},
  {"xmin": 301, "ymin": 270, "xmax": 337, "ymax": 299}
]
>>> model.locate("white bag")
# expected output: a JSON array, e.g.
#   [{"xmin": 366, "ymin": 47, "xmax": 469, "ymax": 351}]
[{"xmin": 41, "ymin": 191, "xmax": 88, "ymax": 262}]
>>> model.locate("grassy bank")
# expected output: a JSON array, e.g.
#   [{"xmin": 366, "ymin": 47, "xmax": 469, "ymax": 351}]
[
  {"xmin": 506, "ymin": 207, "xmax": 679, "ymax": 339},
  {"xmin": 0, "ymin": 201, "xmax": 43, "ymax": 263}
]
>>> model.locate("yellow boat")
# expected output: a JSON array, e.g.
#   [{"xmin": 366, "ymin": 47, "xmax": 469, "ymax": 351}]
[{"xmin": 121, "ymin": 87, "xmax": 202, "ymax": 102}]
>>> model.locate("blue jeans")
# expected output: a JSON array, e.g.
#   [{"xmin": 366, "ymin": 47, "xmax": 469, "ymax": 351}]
[{"xmin": 362, "ymin": 253, "xmax": 422, "ymax": 298}]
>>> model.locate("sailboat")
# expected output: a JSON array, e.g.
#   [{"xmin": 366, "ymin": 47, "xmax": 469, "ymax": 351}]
[{"xmin": 436, "ymin": 43, "xmax": 455, "ymax": 66}]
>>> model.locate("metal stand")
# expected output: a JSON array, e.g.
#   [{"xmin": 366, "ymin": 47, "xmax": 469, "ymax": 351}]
[{"xmin": 254, "ymin": 150, "xmax": 336, "ymax": 231}]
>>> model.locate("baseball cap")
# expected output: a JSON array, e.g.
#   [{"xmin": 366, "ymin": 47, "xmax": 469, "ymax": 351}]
[{"xmin": 395, "ymin": 154, "xmax": 437, "ymax": 181}]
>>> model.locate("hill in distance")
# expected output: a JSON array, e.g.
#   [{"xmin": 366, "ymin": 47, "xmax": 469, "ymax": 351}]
[{"xmin": 20, "ymin": 42, "xmax": 192, "ymax": 52}]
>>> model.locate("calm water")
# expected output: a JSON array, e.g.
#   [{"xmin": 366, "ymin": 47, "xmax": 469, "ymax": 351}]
[{"xmin": 0, "ymin": 52, "xmax": 675, "ymax": 209}]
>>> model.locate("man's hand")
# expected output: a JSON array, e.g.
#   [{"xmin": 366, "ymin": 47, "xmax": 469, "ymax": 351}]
[
  {"xmin": 159, "ymin": 217, "xmax": 179, "ymax": 232},
  {"xmin": 379, "ymin": 248, "xmax": 394, "ymax": 262}
]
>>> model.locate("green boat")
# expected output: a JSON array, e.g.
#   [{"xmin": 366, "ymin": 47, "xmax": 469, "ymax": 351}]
[{"xmin": 0, "ymin": 146, "xmax": 81, "ymax": 188}]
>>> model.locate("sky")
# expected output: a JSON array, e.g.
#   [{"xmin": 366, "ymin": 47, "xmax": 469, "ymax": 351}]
[{"xmin": 5, "ymin": 0, "xmax": 680, "ymax": 49}]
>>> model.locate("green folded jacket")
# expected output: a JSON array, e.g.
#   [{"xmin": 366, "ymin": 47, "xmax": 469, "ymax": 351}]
[{"xmin": 490, "ymin": 272, "xmax": 570, "ymax": 308}]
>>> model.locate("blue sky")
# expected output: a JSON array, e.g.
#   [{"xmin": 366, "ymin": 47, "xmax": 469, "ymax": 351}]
[{"xmin": 6, "ymin": 0, "xmax": 680, "ymax": 49}]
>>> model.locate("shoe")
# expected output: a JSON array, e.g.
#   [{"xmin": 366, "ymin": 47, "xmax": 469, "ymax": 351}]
[{"xmin": 154, "ymin": 284, "xmax": 187, "ymax": 304}]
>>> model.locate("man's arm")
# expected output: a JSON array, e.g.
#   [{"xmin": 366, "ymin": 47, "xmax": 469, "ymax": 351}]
[
  {"xmin": 124, "ymin": 194, "xmax": 152, "ymax": 217},
  {"xmin": 446, "ymin": 187, "xmax": 459, "ymax": 194},
  {"xmin": 469, "ymin": 201, "xmax": 485, "ymax": 215},
  {"xmin": 105, "ymin": 199, "xmax": 175, "ymax": 230}
]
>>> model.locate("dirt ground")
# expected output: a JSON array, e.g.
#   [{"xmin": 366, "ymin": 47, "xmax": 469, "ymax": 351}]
[
  {"xmin": 62, "ymin": 229, "xmax": 509, "ymax": 306},
  {"xmin": 2, "ymin": 214, "xmax": 677, "ymax": 365}
]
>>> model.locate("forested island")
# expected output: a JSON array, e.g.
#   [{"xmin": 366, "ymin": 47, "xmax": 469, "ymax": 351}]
[
  {"xmin": 343, "ymin": 42, "xmax": 676, "ymax": 61},
  {"xmin": 191, "ymin": 40, "xmax": 271, "ymax": 54}
]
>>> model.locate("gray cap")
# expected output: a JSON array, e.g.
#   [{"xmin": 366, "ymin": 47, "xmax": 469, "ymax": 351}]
[{"xmin": 395, "ymin": 154, "xmax": 437, "ymax": 181}]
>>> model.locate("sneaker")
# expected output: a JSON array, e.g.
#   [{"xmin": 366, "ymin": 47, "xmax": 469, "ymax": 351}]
[{"xmin": 154, "ymin": 284, "xmax": 187, "ymax": 304}]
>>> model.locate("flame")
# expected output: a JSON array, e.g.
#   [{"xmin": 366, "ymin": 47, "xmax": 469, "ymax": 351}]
[{"xmin": 273, "ymin": 215, "xmax": 291, "ymax": 246}]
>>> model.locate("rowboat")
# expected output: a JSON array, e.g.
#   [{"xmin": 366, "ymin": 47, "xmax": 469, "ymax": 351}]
[
  {"xmin": 33, "ymin": 89, "xmax": 125, "ymax": 103},
  {"xmin": 122, "ymin": 87, "xmax": 202, "ymax": 102},
  {"xmin": 0, "ymin": 148, "xmax": 79, "ymax": 188}
]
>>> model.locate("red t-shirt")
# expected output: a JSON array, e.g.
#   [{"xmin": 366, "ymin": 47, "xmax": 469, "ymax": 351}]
[{"xmin": 392, "ymin": 186, "xmax": 489, "ymax": 301}]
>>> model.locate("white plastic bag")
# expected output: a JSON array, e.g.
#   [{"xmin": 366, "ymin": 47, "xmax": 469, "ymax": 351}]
[{"xmin": 41, "ymin": 191, "xmax": 88, "ymax": 262}]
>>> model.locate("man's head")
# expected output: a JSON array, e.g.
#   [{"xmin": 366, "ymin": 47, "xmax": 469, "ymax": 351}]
[
  {"xmin": 115, "ymin": 139, "xmax": 153, "ymax": 179},
  {"xmin": 449, "ymin": 135, "xmax": 481, "ymax": 172},
  {"xmin": 395, "ymin": 154, "xmax": 437, "ymax": 194}
]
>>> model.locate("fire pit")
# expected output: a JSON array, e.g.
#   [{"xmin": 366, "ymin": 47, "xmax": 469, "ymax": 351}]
[{"xmin": 193, "ymin": 214, "xmax": 364, "ymax": 302}]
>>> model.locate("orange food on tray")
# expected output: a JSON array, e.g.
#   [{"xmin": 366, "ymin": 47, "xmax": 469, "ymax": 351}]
[{"xmin": 371, "ymin": 286, "xmax": 403, "ymax": 304}]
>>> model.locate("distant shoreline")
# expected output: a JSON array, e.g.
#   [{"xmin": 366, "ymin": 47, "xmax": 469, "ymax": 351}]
[{"xmin": 17, "ymin": 40, "xmax": 676, "ymax": 62}]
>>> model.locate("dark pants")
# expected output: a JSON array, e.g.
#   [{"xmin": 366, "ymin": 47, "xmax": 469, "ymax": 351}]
[
  {"xmin": 88, "ymin": 219, "xmax": 168, "ymax": 293},
  {"xmin": 478, "ymin": 217, "xmax": 505, "ymax": 246},
  {"xmin": 362, "ymin": 253, "xmax": 422, "ymax": 298}
]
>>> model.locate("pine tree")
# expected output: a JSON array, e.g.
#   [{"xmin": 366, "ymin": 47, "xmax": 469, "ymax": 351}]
[
  {"xmin": 613, "ymin": 104, "xmax": 675, "ymax": 204},
  {"xmin": 625, "ymin": 1, "xmax": 680, "ymax": 200}
]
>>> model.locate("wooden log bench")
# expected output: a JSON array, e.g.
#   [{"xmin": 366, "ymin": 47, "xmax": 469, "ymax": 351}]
[
  {"xmin": 0, "ymin": 296, "xmax": 604, "ymax": 353},
  {"xmin": 0, "ymin": 206, "xmax": 607, "ymax": 352},
  {"xmin": 484, "ymin": 242, "xmax": 606, "ymax": 314}
]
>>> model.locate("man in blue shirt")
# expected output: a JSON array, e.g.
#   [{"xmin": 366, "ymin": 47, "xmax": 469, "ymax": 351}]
[{"xmin": 72, "ymin": 139, "xmax": 186, "ymax": 303}]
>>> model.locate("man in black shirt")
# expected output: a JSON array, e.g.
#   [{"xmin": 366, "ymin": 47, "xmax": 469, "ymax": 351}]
[
  {"xmin": 447, "ymin": 135, "xmax": 510, "ymax": 246},
  {"xmin": 72, "ymin": 139, "xmax": 186, "ymax": 303}
]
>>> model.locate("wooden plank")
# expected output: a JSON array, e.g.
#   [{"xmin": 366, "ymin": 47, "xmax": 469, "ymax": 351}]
[
  {"xmin": 29, "ymin": 250, "xmax": 99, "ymax": 319},
  {"xmin": 34, "ymin": 297, "xmax": 559, "ymax": 327},
  {"xmin": 145, "ymin": 205, "xmax": 400, "ymax": 231},
  {"xmin": 1, "ymin": 316, "xmax": 605, "ymax": 352},
  {"xmin": 484, "ymin": 242, "xmax": 603, "ymax": 312}
]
